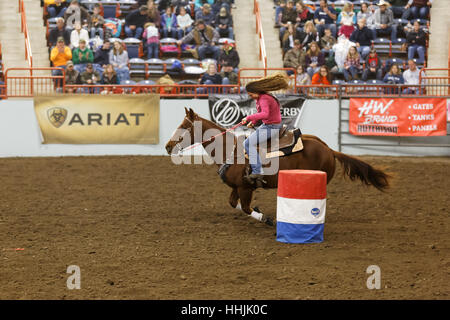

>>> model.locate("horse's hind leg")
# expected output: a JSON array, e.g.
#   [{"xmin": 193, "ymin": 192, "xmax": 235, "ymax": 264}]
[
  {"xmin": 237, "ymin": 186, "xmax": 273, "ymax": 226},
  {"xmin": 229, "ymin": 188, "xmax": 240, "ymax": 209}
]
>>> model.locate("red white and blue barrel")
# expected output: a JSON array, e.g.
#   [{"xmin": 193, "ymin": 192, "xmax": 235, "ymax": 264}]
[{"xmin": 276, "ymin": 170, "xmax": 327, "ymax": 243}]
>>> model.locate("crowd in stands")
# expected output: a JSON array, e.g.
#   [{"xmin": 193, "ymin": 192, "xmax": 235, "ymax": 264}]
[
  {"xmin": 278, "ymin": 0, "xmax": 430, "ymax": 90},
  {"xmin": 43, "ymin": 0, "xmax": 239, "ymax": 93}
]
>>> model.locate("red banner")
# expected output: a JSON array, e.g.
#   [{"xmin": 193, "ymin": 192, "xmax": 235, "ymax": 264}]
[{"xmin": 349, "ymin": 98, "xmax": 448, "ymax": 136}]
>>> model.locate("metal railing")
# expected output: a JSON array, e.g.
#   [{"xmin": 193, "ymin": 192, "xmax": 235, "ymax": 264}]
[
  {"xmin": 253, "ymin": 0, "xmax": 267, "ymax": 69},
  {"xmin": 18, "ymin": 0, "xmax": 33, "ymax": 72}
]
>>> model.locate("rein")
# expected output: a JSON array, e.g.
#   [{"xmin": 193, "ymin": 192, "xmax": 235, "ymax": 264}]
[{"xmin": 180, "ymin": 121, "xmax": 243, "ymax": 153}]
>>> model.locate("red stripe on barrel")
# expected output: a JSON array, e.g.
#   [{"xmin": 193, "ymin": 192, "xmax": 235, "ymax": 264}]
[{"xmin": 277, "ymin": 170, "xmax": 327, "ymax": 200}]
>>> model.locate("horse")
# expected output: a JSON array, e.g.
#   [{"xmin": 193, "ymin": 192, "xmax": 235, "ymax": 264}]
[{"xmin": 165, "ymin": 108, "xmax": 390, "ymax": 225}]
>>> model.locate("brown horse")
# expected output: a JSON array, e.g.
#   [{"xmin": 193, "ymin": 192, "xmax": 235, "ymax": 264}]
[{"xmin": 165, "ymin": 108, "xmax": 390, "ymax": 225}]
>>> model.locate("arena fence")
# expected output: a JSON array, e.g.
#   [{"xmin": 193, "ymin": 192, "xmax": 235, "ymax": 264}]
[{"xmin": 18, "ymin": 0, "xmax": 33, "ymax": 70}]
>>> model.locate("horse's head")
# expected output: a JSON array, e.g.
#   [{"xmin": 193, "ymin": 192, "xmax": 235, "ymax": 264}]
[{"xmin": 165, "ymin": 107, "xmax": 199, "ymax": 155}]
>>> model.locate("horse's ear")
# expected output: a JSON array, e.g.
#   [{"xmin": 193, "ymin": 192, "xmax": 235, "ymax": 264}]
[
  {"xmin": 188, "ymin": 108, "xmax": 195, "ymax": 119},
  {"xmin": 184, "ymin": 107, "xmax": 189, "ymax": 115}
]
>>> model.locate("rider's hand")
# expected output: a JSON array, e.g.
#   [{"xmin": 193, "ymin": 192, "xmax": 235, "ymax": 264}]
[{"xmin": 241, "ymin": 117, "xmax": 247, "ymax": 124}]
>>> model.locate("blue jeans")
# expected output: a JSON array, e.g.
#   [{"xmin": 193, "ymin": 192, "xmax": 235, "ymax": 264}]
[
  {"xmin": 52, "ymin": 66, "xmax": 65, "ymax": 87},
  {"xmin": 125, "ymin": 26, "xmax": 143, "ymax": 39},
  {"xmin": 90, "ymin": 27, "xmax": 104, "ymax": 39},
  {"xmin": 244, "ymin": 123, "xmax": 282, "ymax": 175},
  {"xmin": 357, "ymin": 46, "xmax": 371, "ymax": 59},
  {"xmin": 307, "ymin": 66, "xmax": 320, "ymax": 78},
  {"xmin": 115, "ymin": 67, "xmax": 130, "ymax": 82},
  {"xmin": 411, "ymin": 6, "xmax": 429, "ymax": 19},
  {"xmin": 408, "ymin": 45, "xmax": 425, "ymax": 63},
  {"xmin": 216, "ymin": 27, "xmax": 234, "ymax": 39},
  {"xmin": 197, "ymin": 45, "xmax": 220, "ymax": 60},
  {"xmin": 162, "ymin": 28, "xmax": 178, "ymax": 39},
  {"xmin": 196, "ymin": 79, "xmax": 220, "ymax": 94},
  {"xmin": 147, "ymin": 42, "xmax": 159, "ymax": 59},
  {"xmin": 316, "ymin": 23, "xmax": 337, "ymax": 38},
  {"xmin": 48, "ymin": 7, "xmax": 67, "ymax": 18},
  {"xmin": 373, "ymin": 26, "xmax": 397, "ymax": 42},
  {"xmin": 343, "ymin": 66, "xmax": 359, "ymax": 81}
]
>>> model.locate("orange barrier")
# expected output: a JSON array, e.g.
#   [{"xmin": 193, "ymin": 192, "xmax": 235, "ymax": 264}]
[
  {"xmin": 253, "ymin": 0, "xmax": 267, "ymax": 69},
  {"xmin": 4, "ymin": 67, "xmax": 65, "ymax": 97},
  {"xmin": 419, "ymin": 68, "xmax": 450, "ymax": 95},
  {"xmin": 18, "ymin": 0, "xmax": 33, "ymax": 72}
]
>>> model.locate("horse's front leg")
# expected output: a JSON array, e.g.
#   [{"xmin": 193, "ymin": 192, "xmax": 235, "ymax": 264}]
[
  {"xmin": 229, "ymin": 188, "xmax": 240, "ymax": 209},
  {"xmin": 237, "ymin": 186, "xmax": 273, "ymax": 226}
]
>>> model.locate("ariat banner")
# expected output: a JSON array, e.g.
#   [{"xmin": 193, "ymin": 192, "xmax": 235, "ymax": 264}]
[
  {"xmin": 208, "ymin": 94, "xmax": 305, "ymax": 131},
  {"xmin": 34, "ymin": 95, "xmax": 160, "ymax": 144},
  {"xmin": 349, "ymin": 98, "xmax": 447, "ymax": 136}
]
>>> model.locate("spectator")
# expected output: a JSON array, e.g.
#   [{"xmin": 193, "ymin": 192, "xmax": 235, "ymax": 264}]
[
  {"xmin": 70, "ymin": 22, "xmax": 89, "ymax": 49},
  {"xmin": 372, "ymin": 0, "xmax": 397, "ymax": 42},
  {"xmin": 283, "ymin": 40, "xmax": 306, "ymax": 73},
  {"xmin": 357, "ymin": 2, "xmax": 373, "ymax": 22},
  {"xmin": 212, "ymin": 0, "xmax": 231, "ymax": 16},
  {"xmin": 350, "ymin": 18, "xmax": 374, "ymax": 59},
  {"xmin": 296, "ymin": 64, "xmax": 311, "ymax": 85},
  {"xmin": 50, "ymin": 37, "xmax": 72, "ymax": 80},
  {"xmin": 64, "ymin": 0, "xmax": 91, "ymax": 31},
  {"xmin": 343, "ymin": 46, "xmax": 362, "ymax": 81},
  {"xmin": 93, "ymin": 39, "xmax": 111, "ymax": 74},
  {"xmin": 177, "ymin": 6, "xmax": 194, "ymax": 38},
  {"xmin": 195, "ymin": 4, "xmax": 215, "ymax": 26},
  {"xmin": 279, "ymin": 1, "xmax": 298, "ymax": 41},
  {"xmin": 295, "ymin": 1, "xmax": 314, "ymax": 30},
  {"xmin": 337, "ymin": 2, "xmax": 356, "ymax": 39},
  {"xmin": 49, "ymin": 17, "xmax": 71, "ymax": 47},
  {"xmin": 47, "ymin": 0, "xmax": 68, "ymax": 19},
  {"xmin": 298, "ymin": 21, "xmax": 319, "ymax": 50},
  {"xmin": 406, "ymin": 20, "xmax": 426, "ymax": 63},
  {"xmin": 220, "ymin": 62, "xmax": 238, "ymax": 85},
  {"xmin": 72, "ymin": 39, "xmax": 94, "ymax": 73},
  {"xmin": 109, "ymin": 41, "xmax": 130, "ymax": 81},
  {"xmin": 362, "ymin": 48, "xmax": 383, "ymax": 81},
  {"xmin": 314, "ymin": 0, "xmax": 337, "ymax": 37},
  {"xmin": 218, "ymin": 41, "xmax": 240, "ymax": 71},
  {"xmin": 403, "ymin": 59, "xmax": 424, "ymax": 94},
  {"xmin": 305, "ymin": 41, "xmax": 325, "ymax": 78},
  {"xmin": 81, "ymin": 63, "xmax": 101, "ymax": 93},
  {"xmin": 143, "ymin": 22, "xmax": 160, "ymax": 59},
  {"xmin": 161, "ymin": 6, "xmax": 179, "ymax": 39},
  {"xmin": 90, "ymin": 4, "xmax": 104, "ymax": 40},
  {"xmin": 404, "ymin": 0, "xmax": 432, "ymax": 20},
  {"xmin": 198, "ymin": 63, "xmax": 222, "ymax": 93},
  {"xmin": 125, "ymin": 5, "xmax": 149, "ymax": 39},
  {"xmin": 147, "ymin": 1, "xmax": 161, "ymax": 28},
  {"xmin": 274, "ymin": 0, "xmax": 286, "ymax": 27},
  {"xmin": 281, "ymin": 23, "xmax": 301, "ymax": 53},
  {"xmin": 64, "ymin": 60, "xmax": 81, "ymax": 93},
  {"xmin": 320, "ymin": 27, "xmax": 336, "ymax": 56},
  {"xmin": 101, "ymin": 64, "xmax": 119, "ymax": 85},
  {"xmin": 383, "ymin": 63, "xmax": 404, "ymax": 93},
  {"xmin": 311, "ymin": 65, "xmax": 332, "ymax": 85},
  {"xmin": 215, "ymin": 7, "xmax": 234, "ymax": 39},
  {"xmin": 194, "ymin": 0, "xmax": 215, "ymax": 12},
  {"xmin": 178, "ymin": 20, "xmax": 220, "ymax": 61}
]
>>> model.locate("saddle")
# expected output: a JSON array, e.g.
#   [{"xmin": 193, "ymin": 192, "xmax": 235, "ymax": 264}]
[{"xmin": 249, "ymin": 125, "xmax": 304, "ymax": 159}]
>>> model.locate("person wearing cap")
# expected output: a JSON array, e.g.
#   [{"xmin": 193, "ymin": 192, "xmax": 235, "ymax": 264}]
[
  {"xmin": 350, "ymin": 18, "xmax": 374, "ymax": 59},
  {"xmin": 178, "ymin": 20, "xmax": 220, "ymax": 61},
  {"xmin": 362, "ymin": 48, "xmax": 383, "ymax": 81},
  {"xmin": 372, "ymin": 0, "xmax": 397, "ymax": 42},
  {"xmin": 70, "ymin": 22, "xmax": 89, "ymax": 49},
  {"xmin": 195, "ymin": 3, "xmax": 215, "ymax": 26},
  {"xmin": 64, "ymin": 60, "xmax": 81, "ymax": 93},
  {"xmin": 72, "ymin": 39, "xmax": 94, "ymax": 73},
  {"xmin": 50, "ymin": 37, "xmax": 72, "ymax": 79},
  {"xmin": 283, "ymin": 39, "xmax": 306, "ymax": 74},
  {"xmin": 214, "ymin": 7, "xmax": 234, "ymax": 39},
  {"xmin": 220, "ymin": 62, "xmax": 238, "ymax": 86},
  {"xmin": 89, "ymin": 4, "xmax": 105, "ymax": 40},
  {"xmin": 314, "ymin": 0, "xmax": 337, "ymax": 38},
  {"xmin": 278, "ymin": 1, "xmax": 297, "ymax": 41},
  {"xmin": 125, "ymin": 5, "xmax": 149, "ymax": 39},
  {"xmin": 80, "ymin": 63, "xmax": 101, "ymax": 93},
  {"xmin": 212, "ymin": 0, "xmax": 231, "ymax": 17},
  {"xmin": 218, "ymin": 41, "xmax": 240, "ymax": 72},
  {"xmin": 241, "ymin": 73, "xmax": 288, "ymax": 186},
  {"xmin": 49, "ymin": 17, "xmax": 71, "ymax": 47}
]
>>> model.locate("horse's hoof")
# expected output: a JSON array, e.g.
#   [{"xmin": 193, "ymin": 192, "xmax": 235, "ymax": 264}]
[{"xmin": 263, "ymin": 216, "xmax": 274, "ymax": 226}]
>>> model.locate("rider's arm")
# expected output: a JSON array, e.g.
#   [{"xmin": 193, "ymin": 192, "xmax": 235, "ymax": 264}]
[{"xmin": 245, "ymin": 97, "xmax": 270, "ymax": 124}]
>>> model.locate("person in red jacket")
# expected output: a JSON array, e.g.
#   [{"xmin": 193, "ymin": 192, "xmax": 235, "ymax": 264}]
[
  {"xmin": 241, "ymin": 73, "xmax": 289, "ymax": 186},
  {"xmin": 311, "ymin": 65, "xmax": 331, "ymax": 85}
]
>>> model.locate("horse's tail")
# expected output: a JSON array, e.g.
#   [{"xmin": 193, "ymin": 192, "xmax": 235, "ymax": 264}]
[{"xmin": 333, "ymin": 151, "xmax": 390, "ymax": 192}]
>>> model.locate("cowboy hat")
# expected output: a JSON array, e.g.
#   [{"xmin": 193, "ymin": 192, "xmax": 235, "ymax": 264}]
[{"xmin": 377, "ymin": 0, "xmax": 391, "ymax": 6}]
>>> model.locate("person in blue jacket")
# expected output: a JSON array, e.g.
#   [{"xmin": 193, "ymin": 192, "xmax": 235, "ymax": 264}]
[{"xmin": 383, "ymin": 64, "xmax": 404, "ymax": 94}]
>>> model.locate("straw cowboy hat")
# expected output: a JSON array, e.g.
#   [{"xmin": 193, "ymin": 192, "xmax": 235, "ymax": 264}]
[{"xmin": 377, "ymin": 0, "xmax": 391, "ymax": 6}]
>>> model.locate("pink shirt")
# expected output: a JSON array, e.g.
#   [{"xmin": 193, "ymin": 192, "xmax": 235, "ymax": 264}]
[{"xmin": 246, "ymin": 94, "xmax": 282, "ymax": 124}]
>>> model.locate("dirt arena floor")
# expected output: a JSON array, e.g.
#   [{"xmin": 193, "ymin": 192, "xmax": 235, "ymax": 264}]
[{"xmin": 0, "ymin": 155, "xmax": 448, "ymax": 300}]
